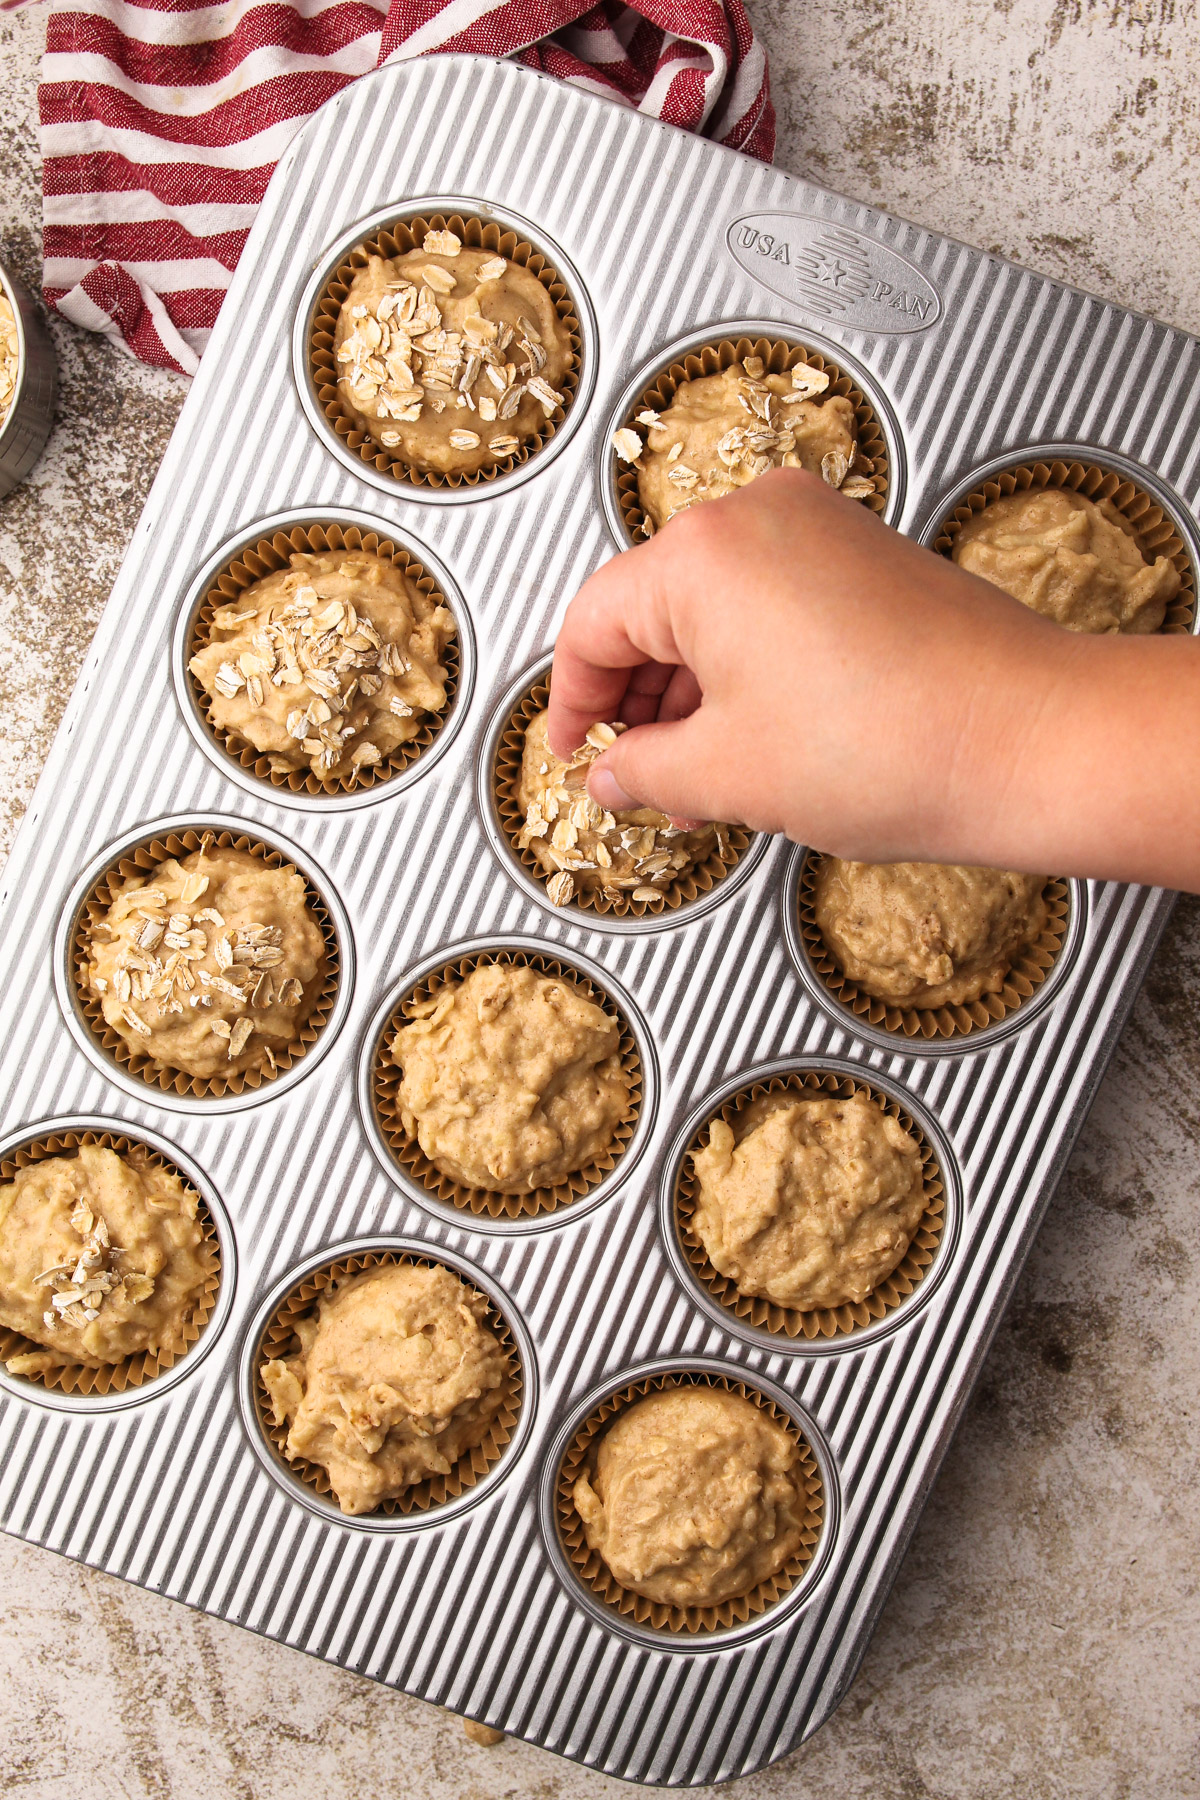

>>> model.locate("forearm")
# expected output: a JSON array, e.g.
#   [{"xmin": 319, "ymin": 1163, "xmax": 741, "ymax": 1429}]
[
  {"xmin": 985, "ymin": 632, "xmax": 1200, "ymax": 890},
  {"xmin": 549, "ymin": 474, "xmax": 1200, "ymax": 893}
]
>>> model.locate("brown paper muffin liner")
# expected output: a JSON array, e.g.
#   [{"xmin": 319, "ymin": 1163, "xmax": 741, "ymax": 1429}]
[
  {"xmin": 798, "ymin": 853, "xmax": 1071, "ymax": 1040},
  {"xmin": 0, "ymin": 1128, "xmax": 221, "ymax": 1396},
  {"xmin": 253, "ymin": 1249, "xmax": 522, "ymax": 1516},
  {"xmin": 71, "ymin": 826, "xmax": 341, "ymax": 1098},
  {"xmin": 372, "ymin": 947, "xmax": 642, "ymax": 1219},
  {"xmin": 186, "ymin": 520, "xmax": 460, "ymax": 796},
  {"xmin": 309, "ymin": 212, "xmax": 583, "ymax": 489},
  {"xmin": 675, "ymin": 1070, "xmax": 945, "ymax": 1340},
  {"xmin": 494, "ymin": 676, "xmax": 751, "ymax": 918},
  {"xmin": 934, "ymin": 457, "xmax": 1196, "ymax": 634},
  {"xmin": 615, "ymin": 334, "xmax": 890, "ymax": 543},
  {"xmin": 556, "ymin": 1371, "xmax": 824, "ymax": 1633}
]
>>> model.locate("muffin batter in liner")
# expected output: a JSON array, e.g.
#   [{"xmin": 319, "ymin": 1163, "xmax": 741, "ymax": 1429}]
[
  {"xmin": 674, "ymin": 1070, "xmax": 945, "ymax": 1340},
  {"xmin": 614, "ymin": 335, "xmax": 890, "ymax": 544},
  {"xmin": 797, "ymin": 853, "xmax": 1070, "ymax": 1040},
  {"xmin": 186, "ymin": 521, "xmax": 460, "ymax": 796},
  {"xmin": 494, "ymin": 677, "xmax": 751, "ymax": 918},
  {"xmin": 556, "ymin": 1371, "xmax": 824, "ymax": 1633},
  {"xmin": 0, "ymin": 1127, "xmax": 221, "ymax": 1397},
  {"xmin": 254, "ymin": 1249, "xmax": 522, "ymax": 1515},
  {"xmin": 372, "ymin": 948, "xmax": 642, "ymax": 1218},
  {"xmin": 309, "ymin": 212, "xmax": 582, "ymax": 489},
  {"xmin": 71, "ymin": 827, "xmax": 341, "ymax": 1098},
  {"xmin": 934, "ymin": 458, "xmax": 1196, "ymax": 635}
]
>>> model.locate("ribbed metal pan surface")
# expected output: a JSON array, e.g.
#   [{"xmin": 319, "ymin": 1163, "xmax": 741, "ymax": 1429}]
[{"xmin": 0, "ymin": 52, "xmax": 1196, "ymax": 1786}]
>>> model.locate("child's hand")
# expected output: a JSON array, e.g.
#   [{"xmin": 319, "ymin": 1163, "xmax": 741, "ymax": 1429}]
[{"xmin": 546, "ymin": 469, "xmax": 1200, "ymax": 889}]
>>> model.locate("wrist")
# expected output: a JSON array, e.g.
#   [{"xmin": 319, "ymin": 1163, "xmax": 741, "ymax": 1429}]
[
  {"xmin": 939, "ymin": 614, "xmax": 1098, "ymax": 874},
  {"xmin": 970, "ymin": 627, "xmax": 1200, "ymax": 887}
]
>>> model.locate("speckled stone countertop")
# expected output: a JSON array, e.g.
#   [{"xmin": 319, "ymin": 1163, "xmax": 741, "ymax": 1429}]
[{"xmin": 2, "ymin": 6, "xmax": 1199, "ymax": 1797}]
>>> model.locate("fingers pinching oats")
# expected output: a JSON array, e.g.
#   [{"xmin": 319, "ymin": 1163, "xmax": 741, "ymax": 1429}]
[{"xmin": 516, "ymin": 709, "xmax": 732, "ymax": 905}]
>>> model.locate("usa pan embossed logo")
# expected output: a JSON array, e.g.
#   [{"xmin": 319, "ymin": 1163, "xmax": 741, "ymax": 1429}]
[{"xmin": 726, "ymin": 213, "xmax": 942, "ymax": 334}]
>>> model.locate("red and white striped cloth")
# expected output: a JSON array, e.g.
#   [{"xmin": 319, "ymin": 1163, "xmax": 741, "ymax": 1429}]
[{"xmin": 28, "ymin": 0, "xmax": 774, "ymax": 375}]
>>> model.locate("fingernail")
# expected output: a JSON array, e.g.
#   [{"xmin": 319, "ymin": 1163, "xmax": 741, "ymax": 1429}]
[{"xmin": 588, "ymin": 765, "xmax": 636, "ymax": 812}]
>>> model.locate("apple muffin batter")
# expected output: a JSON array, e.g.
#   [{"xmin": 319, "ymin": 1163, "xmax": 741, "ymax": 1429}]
[
  {"xmin": 516, "ymin": 709, "xmax": 732, "ymax": 908},
  {"xmin": 813, "ymin": 858, "xmax": 1049, "ymax": 1010},
  {"xmin": 390, "ymin": 962, "xmax": 629, "ymax": 1193},
  {"xmin": 83, "ymin": 844, "xmax": 328, "ymax": 1080},
  {"xmin": 613, "ymin": 356, "xmax": 875, "ymax": 531},
  {"xmin": 690, "ymin": 1093, "xmax": 926, "ymax": 1311},
  {"xmin": 952, "ymin": 487, "xmax": 1180, "ymax": 633},
  {"xmin": 0, "ymin": 1144, "xmax": 211, "ymax": 1375},
  {"xmin": 189, "ymin": 549, "xmax": 454, "ymax": 781},
  {"xmin": 260, "ymin": 1261, "xmax": 509, "ymax": 1515},
  {"xmin": 334, "ymin": 229, "xmax": 574, "ymax": 476},
  {"xmin": 573, "ymin": 1386, "xmax": 809, "ymax": 1608}
]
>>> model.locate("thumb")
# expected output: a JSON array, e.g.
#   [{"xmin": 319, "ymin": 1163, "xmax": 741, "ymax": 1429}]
[{"xmin": 587, "ymin": 713, "xmax": 729, "ymax": 826}]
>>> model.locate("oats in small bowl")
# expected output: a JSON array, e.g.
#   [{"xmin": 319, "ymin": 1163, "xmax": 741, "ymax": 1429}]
[
  {"xmin": 0, "ymin": 293, "xmax": 19, "ymax": 431},
  {"xmin": 0, "ymin": 262, "xmax": 57, "ymax": 500}
]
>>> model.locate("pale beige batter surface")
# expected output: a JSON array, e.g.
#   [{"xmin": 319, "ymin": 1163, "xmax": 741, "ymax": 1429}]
[
  {"xmin": 390, "ymin": 962, "xmax": 628, "ymax": 1194},
  {"xmin": 84, "ymin": 845, "xmax": 327, "ymax": 1080},
  {"xmin": 334, "ymin": 230, "xmax": 573, "ymax": 476},
  {"xmin": 188, "ymin": 549, "xmax": 454, "ymax": 780},
  {"xmin": 952, "ymin": 488, "xmax": 1180, "ymax": 633},
  {"xmin": 573, "ymin": 1387, "xmax": 808, "ymax": 1609},
  {"xmin": 261, "ymin": 1262, "xmax": 509, "ymax": 1517},
  {"xmin": 516, "ymin": 709, "xmax": 729, "ymax": 908},
  {"xmin": 691, "ymin": 1092, "xmax": 927, "ymax": 1311},
  {"xmin": 813, "ymin": 858, "xmax": 1049, "ymax": 1010},
  {"xmin": 613, "ymin": 356, "xmax": 873, "ymax": 531},
  {"xmin": 7, "ymin": 7, "xmax": 1200, "ymax": 1791},
  {"xmin": 0, "ymin": 1145, "xmax": 210, "ymax": 1374}
]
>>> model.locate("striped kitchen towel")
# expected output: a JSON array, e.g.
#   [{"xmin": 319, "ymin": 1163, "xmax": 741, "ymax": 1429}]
[{"xmin": 34, "ymin": 0, "xmax": 775, "ymax": 375}]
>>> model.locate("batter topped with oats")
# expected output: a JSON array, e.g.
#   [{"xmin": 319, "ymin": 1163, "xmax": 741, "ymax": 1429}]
[
  {"xmin": 0, "ymin": 1144, "xmax": 211, "ymax": 1375},
  {"xmin": 188, "ymin": 549, "xmax": 454, "ymax": 781},
  {"xmin": 390, "ymin": 962, "xmax": 629, "ymax": 1194},
  {"xmin": 261, "ymin": 1261, "xmax": 509, "ymax": 1515},
  {"xmin": 690, "ymin": 1092, "xmax": 927, "ymax": 1312},
  {"xmin": 516, "ymin": 709, "xmax": 731, "ymax": 908},
  {"xmin": 813, "ymin": 859, "xmax": 1049, "ymax": 1011},
  {"xmin": 614, "ymin": 355, "xmax": 874, "ymax": 532},
  {"xmin": 83, "ymin": 844, "xmax": 328, "ymax": 1080},
  {"xmin": 334, "ymin": 229, "xmax": 574, "ymax": 476},
  {"xmin": 0, "ymin": 293, "xmax": 18, "ymax": 430},
  {"xmin": 573, "ymin": 1387, "xmax": 809, "ymax": 1608},
  {"xmin": 952, "ymin": 487, "xmax": 1180, "ymax": 634}
]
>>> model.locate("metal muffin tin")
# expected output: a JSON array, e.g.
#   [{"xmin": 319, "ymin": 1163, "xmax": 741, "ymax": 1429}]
[{"xmin": 0, "ymin": 52, "xmax": 1197, "ymax": 1787}]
